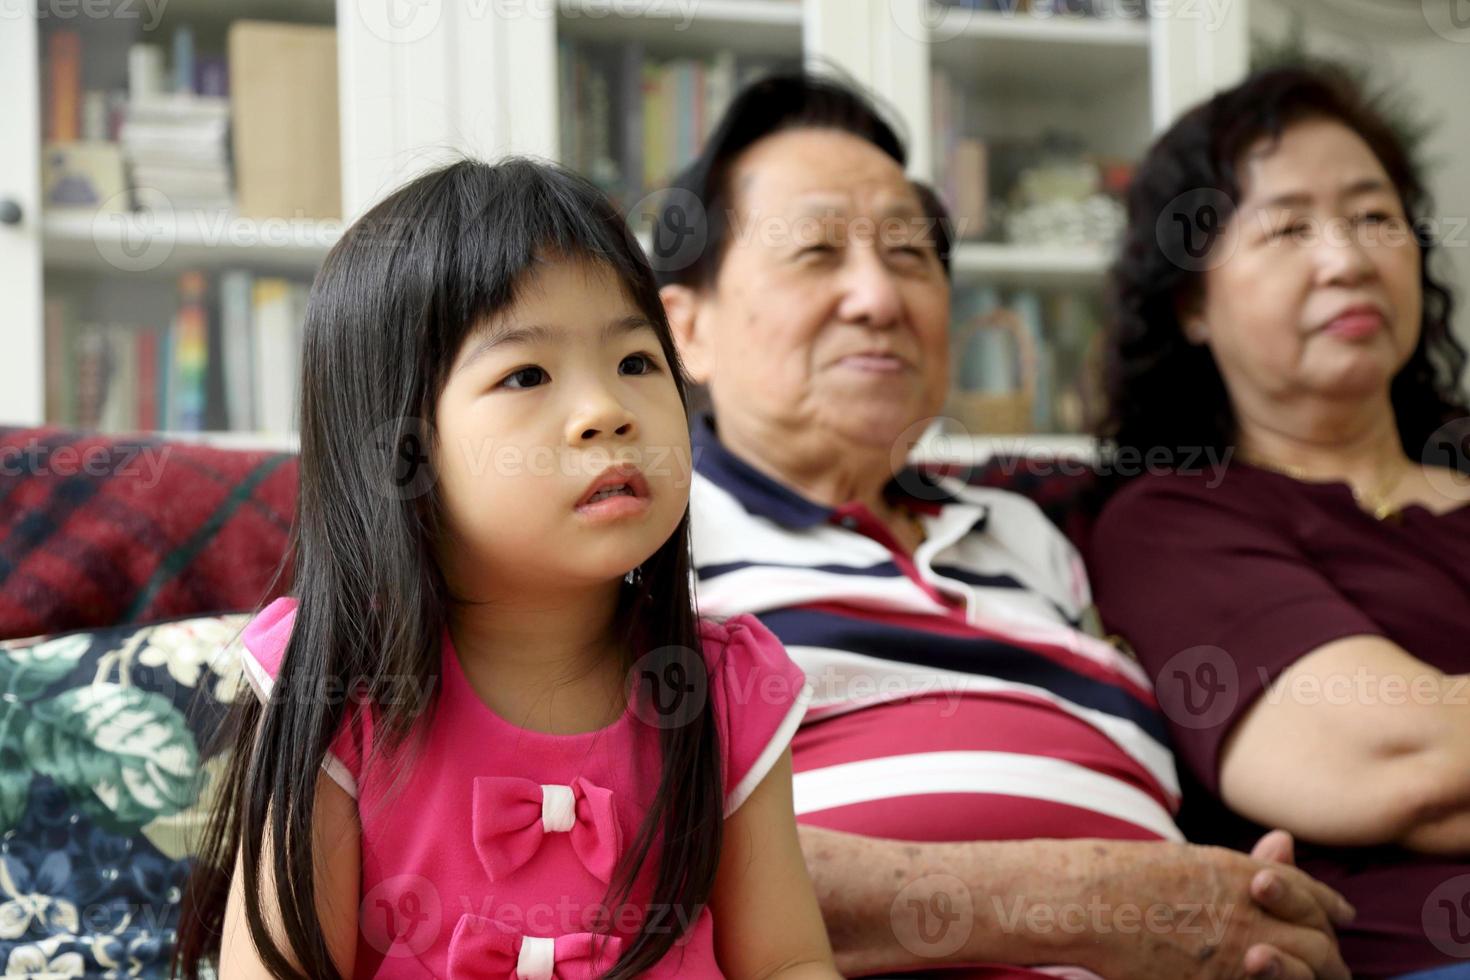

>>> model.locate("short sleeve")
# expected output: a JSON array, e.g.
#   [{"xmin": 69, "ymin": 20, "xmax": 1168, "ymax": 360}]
[
  {"xmin": 239, "ymin": 596, "xmax": 364, "ymax": 799},
  {"xmin": 700, "ymin": 613, "xmax": 812, "ymax": 817},
  {"xmin": 1090, "ymin": 475, "xmax": 1383, "ymax": 793}
]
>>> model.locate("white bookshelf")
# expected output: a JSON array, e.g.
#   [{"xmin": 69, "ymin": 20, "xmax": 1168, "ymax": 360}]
[
  {"xmin": 951, "ymin": 241, "xmax": 1112, "ymax": 287},
  {"xmin": 1, "ymin": 0, "xmax": 1248, "ymax": 447},
  {"xmin": 42, "ymin": 210, "xmax": 339, "ymax": 273},
  {"xmin": 558, "ymin": 0, "xmax": 802, "ymax": 56}
]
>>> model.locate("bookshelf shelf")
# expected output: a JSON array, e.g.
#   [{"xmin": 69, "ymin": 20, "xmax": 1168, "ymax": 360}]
[
  {"xmin": 951, "ymin": 242, "xmax": 1111, "ymax": 286},
  {"xmin": 929, "ymin": 8, "xmax": 1150, "ymax": 96},
  {"xmin": 42, "ymin": 210, "xmax": 338, "ymax": 273},
  {"xmin": 558, "ymin": 0, "xmax": 802, "ymax": 56}
]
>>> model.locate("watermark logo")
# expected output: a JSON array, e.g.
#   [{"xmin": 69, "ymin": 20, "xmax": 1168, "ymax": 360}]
[
  {"xmin": 891, "ymin": 874, "xmax": 974, "ymax": 959},
  {"xmin": 1157, "ymin": 188, "xmax": 1236, "ymax": 273},
  {"xmin": 363, "ymin": 417, "xmax": 439, "ymax": 501},
  {"xmin": 360, "ymin": 875, "xmax": 443, "ymax": 958},
  {"xmin": 92, "ymin": 190, "xmax": 176, "ymax": 272},
  {"xmin": 1423, "ymin": 418, "xmax": 1470, "ymax": 502},
  {"xmin": 630, "ymin": 186, "xmax": 708, "ymax": 274},
  {"xmin": 1154, "ymin": 645, "xmax": 1238, "ymax": 730},
  {"xmin": 1423, "ymin": 0, "xmax": 1470, "ymax": 43},
  {"xmin": 357, "ymin": 0, "xmax": 443, "ymax": 44},
  {"xmin": 1423, "ymin": 874, "xmax": 1470, "ymax": 957},
  {"xmin": 626, "ymin": 645, "xmax": 708, "ymax": 730}
]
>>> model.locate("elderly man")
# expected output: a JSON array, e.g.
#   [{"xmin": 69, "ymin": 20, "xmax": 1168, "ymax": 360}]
[{"xmin": 653, "ymin": 73, "xmax": 1355, "ymax": 980}]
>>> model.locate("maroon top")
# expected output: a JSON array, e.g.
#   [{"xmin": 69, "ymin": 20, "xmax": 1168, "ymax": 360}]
[{"xmin": 1090, "ymin": 462, "xmax": 1470, "ymax": 979}]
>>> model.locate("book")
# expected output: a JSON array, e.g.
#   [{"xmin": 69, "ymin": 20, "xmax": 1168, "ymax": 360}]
[
  {"xmin": 171, "ymin": 272, "xmax": 210, "ymax": 432},
  {"xmin": 229, "ymin": 21, "xmax": 342, "ymax": 220},
  {"xmin": 219, "ymin": 270, "xmax": 256, "ymax": 432},
  {"xmin": 252, "ymin": 278, "xmax": 299, "ymax": 435},
  {"xmin": 48, "ymin": 31, "xmax": 81, "ymax": 142}
]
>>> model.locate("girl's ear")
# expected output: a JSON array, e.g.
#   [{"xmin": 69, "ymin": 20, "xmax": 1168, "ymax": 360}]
[{"xmin": 660, "ymin": 284, "xmax": 712, "ymax": 385}]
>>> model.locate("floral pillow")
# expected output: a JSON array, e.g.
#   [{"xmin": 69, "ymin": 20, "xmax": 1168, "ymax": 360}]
[{"xmin": 0, "ymin": 614, "xmax": 248, "ymax": 978}]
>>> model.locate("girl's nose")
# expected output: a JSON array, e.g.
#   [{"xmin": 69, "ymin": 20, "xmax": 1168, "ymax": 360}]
[{"xmin": 567, "ymin": 398, "xmax": 637, "ymax": 443}]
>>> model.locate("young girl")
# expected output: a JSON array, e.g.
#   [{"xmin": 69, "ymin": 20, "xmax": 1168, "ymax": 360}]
[{"xmin": 173, "ymin": 159, "xmax": 839, "ymax": 979}]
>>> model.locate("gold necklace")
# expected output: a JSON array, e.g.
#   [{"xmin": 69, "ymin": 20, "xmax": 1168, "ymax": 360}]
[{"xmin": 1242, "ymin": 452, "xmax": 1410, "ymax": 521}]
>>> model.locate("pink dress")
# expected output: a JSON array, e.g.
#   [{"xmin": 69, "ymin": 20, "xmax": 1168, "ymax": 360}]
[{"xmin": 239, "ymin": 598, "xmax": 811, "ymax": 979}]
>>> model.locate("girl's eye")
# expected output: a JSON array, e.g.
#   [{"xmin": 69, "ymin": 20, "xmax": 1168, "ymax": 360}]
[
  {"xmin": 620, "ymin": 353, "xmax": 659, "ymax": 376},
  {"xmin": 1357, "ymin": 211, "xmax": 1393, "ymax": 224},
  {"xmin": 798, "ymin": 244, "xmax": 836, "ymax": 259},
  {"xmin": 890, "ymin": 246, "xmax": 925, "ymax": 261},
  {"xmin": 501, "ymin": 366, "xmax": 547, "ymax": 389}
]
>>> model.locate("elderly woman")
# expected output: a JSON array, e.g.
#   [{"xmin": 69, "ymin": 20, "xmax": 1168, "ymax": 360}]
[
  {"xmin": 1090, "ymin": 66, "xmax": 1470, "ymax": 980},
  {"xmin": 654, "ymin": 73, "xmax": 1353, "ymax": 980}
]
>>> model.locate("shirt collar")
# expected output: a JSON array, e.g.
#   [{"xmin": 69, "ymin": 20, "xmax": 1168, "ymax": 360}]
[{"xmin": 690, "ymin": 411, "xmax": 960, "ymax": 529}]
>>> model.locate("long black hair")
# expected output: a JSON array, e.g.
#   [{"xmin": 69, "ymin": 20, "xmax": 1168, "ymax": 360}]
[
  {"xmin": 1097, "ymin": 64, "xmax": 1469, "ymax": 485},
  {"xmin": 173, "ymin": 158, "xmax": 722, "ymax": 979}
]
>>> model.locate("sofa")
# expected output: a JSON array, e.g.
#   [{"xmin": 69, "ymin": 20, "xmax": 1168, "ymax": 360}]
[{"xmin": 0, "ymin": 423, "xmax": 1095, "ymax": 977}]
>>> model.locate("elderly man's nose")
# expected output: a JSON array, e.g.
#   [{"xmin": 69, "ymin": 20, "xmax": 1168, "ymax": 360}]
[
  {"xmin": 567, "ymin": 397, "xmax": 637, "ymax": 443},
  {"xmin": 837, "ymin": 254, "xmax": 903, "ymax": 327}
]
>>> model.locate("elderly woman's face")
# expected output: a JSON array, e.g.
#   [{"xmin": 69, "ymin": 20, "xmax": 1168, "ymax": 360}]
[
  {"xmin": 1191, "ymin": 118, "xmax": 1422, "ymax": 406},
  {"xmin": 689, "ymin": 128, "xmax": 951, "ymax": 452}
]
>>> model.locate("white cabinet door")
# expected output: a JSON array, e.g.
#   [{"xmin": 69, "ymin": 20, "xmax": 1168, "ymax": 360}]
[
  {"xmin": 334, "ymin": 0, "xmax": 558, "ymax": 220},
  {"xmin": 0, "ymin": 8, "xmax": 43, "ymax": 426}
]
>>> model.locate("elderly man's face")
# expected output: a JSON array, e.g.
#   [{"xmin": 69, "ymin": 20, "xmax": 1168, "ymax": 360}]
[{"xmin": 669, "ymin": 128, "xmax": 951, "ymax": 455}]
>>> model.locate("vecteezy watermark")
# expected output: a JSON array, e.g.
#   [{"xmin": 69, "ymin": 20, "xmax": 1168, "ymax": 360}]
[
  {"xmin": 1423, "ymin": 0, "xmax": 1470, "ymax": 44},
  {"xmin": 1423, "ymin": 874, "xmax": 1470, "ymax": 958},
  {"xmin": 256, "ymin": 670, "xmax": 439, "ymax": 712},
  {"xmin": 353, "ymin": 0, "xmax": 700, "ymax": 44},
  {"xmin": 1423, "ymin": 418, "xmax": 1470, "ymax": 502},
  {"xmin": 1257, "ymin": 665, "xmax": 1470, "ymax": 709},
  {"xmin": 626, "ymin": 644, "xmax": 709, "ymax": 731},
  {"xmin": 631, "ymin": 186, "xmax": 709, "ymax": 275},
  {"xmin": 0, "ymin": 439, "xmax": 171, "ymax": 488},
  {"xmin": 887, "ymin": 0, "xmax": 1232, "ymax": 42},
  {"xmin": 891, "ymin": 874, "xmax": 975, "ymax": 959},
  {"xmin": 359, "ymin": 877, "xmax": 705, "ymax": 958},
  {"xmin": 4, "ymin": 0, "xmax": 169, "ymax": 29},
  {"xmin": 1153, "ymin": 645, "xmax": 1239, "ymax": 730},
  {"xmin": 361, "ymin": 875, "xmax": 444, "ymax": 959},
  {"xmin": 355, "ymin": 0, "xmax": 443, "ymax": 44},
  {"xmin": 1157, "ymin": 188, "xmax": 1237, "ymax": 273},
  {"xmin": 92, "ymin": 190, "xmax": 177, "ymax": 273},
  {"xmin": 90, "ymin": 191, "xmax": 345, "ymax": 272},
  {"xmin": 363, "ymin": 417, "xmax": 439, "ymax": 502},
  {"xmin": 993, "ymin": 896, "xmax": 1234, "ymax": 944}
]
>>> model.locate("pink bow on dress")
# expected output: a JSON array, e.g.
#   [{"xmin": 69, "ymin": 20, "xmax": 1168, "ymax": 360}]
[
  {"xmin": 446, "ymin": 916, "xmax": 622, "ymax": 979},
  {"xmin": 471, "ymin": 775, "xmax": 623, "ymax": 883}
]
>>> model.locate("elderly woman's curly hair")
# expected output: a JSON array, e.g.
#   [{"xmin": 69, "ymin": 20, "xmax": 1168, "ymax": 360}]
[{"xmin": 1096, "ymin": 64, "xmax": 1469, "ymax": 487}]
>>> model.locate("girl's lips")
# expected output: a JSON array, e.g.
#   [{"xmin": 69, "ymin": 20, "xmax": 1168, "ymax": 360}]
[
  {"xmin": 837, "ymin": 354, "xmax": 906, "ymax": 374},
  {"xmin": 574, "ymin": 492, "xmax": 651, "ymax": 523}
]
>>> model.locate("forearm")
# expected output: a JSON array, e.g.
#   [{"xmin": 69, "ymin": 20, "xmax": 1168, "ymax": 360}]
[
  {"xmin": 1400, "ymin": 808, "xmax": 1470, "ymax": 855},
  {"xmin": 799, "ymin": 825, "xmax": 1108, "ymax": 976}
]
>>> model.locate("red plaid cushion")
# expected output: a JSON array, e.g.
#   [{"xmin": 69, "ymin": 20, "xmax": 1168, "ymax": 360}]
[{"xmin": 0, "ymin": 427, "xmax": 298, "ymax": 640}]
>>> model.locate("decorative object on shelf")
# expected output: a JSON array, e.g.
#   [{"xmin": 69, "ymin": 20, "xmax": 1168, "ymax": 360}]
[
  {"xmin": 1002, "ymin": 139, "xmax": 1126, "ymax": 248},
  {"xmin": 948, "ymin": 300, "xmax": 1038, "ymax": 435},
  {"xmin": 41, "ymin": 142, "xmax": 128, "ymax": 211}
]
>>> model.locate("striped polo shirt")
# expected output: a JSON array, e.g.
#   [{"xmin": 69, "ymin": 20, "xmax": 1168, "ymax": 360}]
[{"xmin": 688, "ymin": 413, "xmax": 1182, "ymax": 846}]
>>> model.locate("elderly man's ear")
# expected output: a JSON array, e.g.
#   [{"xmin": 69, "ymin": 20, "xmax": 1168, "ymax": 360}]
[{"xmin": 660, "ymin": 284, "xmax": 713, "ymax": 385}]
